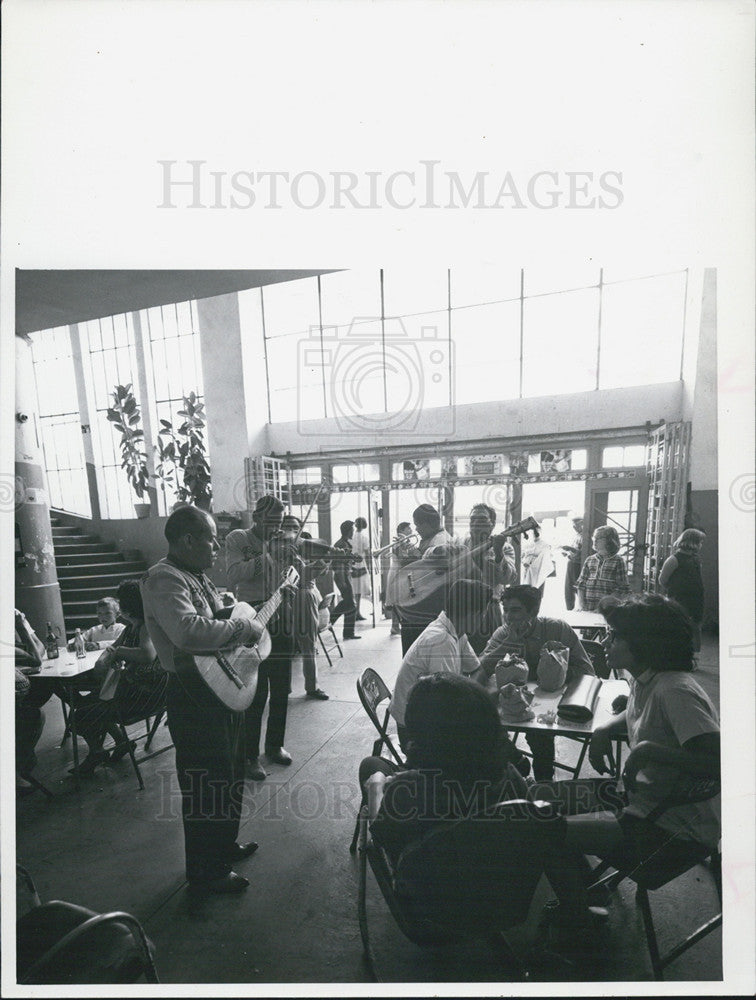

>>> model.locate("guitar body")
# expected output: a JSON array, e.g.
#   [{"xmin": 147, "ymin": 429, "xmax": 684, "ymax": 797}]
[
  {"xmin": 181, "ymin": 563, "xmax": 300, "ymax": 711},
  {"xmin": 390, "ymin": 550, "xmax": 476, "ymax": 608},
  {"xmin": 185, "ymin": 602, "xmax": 270, "ymax": 712},
  {"xmin": 392, "ymin": 518, "xmax": 540, "ymax": 610}
]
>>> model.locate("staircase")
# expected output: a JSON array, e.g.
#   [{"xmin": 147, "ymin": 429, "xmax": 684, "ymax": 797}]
[{"xmin": 51, "ymin": 515, "xmax": 148, "ymax": 638}]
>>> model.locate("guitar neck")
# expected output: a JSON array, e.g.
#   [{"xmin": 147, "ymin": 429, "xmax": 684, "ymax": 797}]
[{"xmin": 255, "ymin": 588, "xmax": 285, "ymax": 629}]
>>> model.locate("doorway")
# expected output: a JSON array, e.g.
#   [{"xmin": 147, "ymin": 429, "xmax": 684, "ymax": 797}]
[{"xmin": 520, "ymin": 481, "xmax": 588, "ymax": 616}]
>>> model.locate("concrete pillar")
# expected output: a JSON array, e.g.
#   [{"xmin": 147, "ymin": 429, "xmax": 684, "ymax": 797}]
[
  {"xmin": 14, "ymin": 335, "xmax": 66, "ymax": 640},
  {"xmin": 197, "ymin": 292, "xmax": 269, "ymax": 515}
]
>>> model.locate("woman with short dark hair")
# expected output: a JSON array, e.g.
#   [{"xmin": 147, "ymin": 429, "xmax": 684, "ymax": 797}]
[{"xmin": 533, "ymin": 594, "xmax": 720, "ymax": 948}]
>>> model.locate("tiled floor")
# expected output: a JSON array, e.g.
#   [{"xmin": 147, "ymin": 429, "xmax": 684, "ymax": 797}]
[{"xmin": 16, "ymin": 613, "xmax": 722, "ymax": 986}]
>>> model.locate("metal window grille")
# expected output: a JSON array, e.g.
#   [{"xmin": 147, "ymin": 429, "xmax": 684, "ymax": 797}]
[
  {"xmin": 29, "ymin": 328, "xmax": 91, "ymax": 517},
  {"xmin": 643, "ymin": 421, "xmax": 692, "ymax": 591}
]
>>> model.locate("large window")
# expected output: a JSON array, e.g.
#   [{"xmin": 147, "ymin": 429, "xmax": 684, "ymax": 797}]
[
  {"xmin": 250, "ymin": 268, "xmax": 689, "ymax": 424},
  {"xmin": 29, "ymin": 327, "xmax": 91, "ymax": 516},
  {"xmin": 143, "ymin": 300, "xmax": 206, "ymax": 512},
  {"xmin": 29, "ymin": 298, "xmax": 206, "ymax": 520},
  {"xmin": 599, "ymin": 272, "xmax": 687, "ymax": 389},
  {"xmin": 82, "ymin": 313, "xmax": 141, "ymax": 519}
]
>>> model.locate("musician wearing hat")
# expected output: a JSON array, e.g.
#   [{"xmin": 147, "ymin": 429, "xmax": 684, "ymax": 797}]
[{"xmin": 226, "ymin": 495, "xmax": 299, "ymax": 781}]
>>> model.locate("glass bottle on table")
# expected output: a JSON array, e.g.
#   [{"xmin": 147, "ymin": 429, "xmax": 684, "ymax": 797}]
[
  {"xmin": 73, "ymin": 628, "xmax": 86, "ymax": 659},
  {"xmin": 45, "ymin": 622, "xmax": 60, "ymax": 660}
]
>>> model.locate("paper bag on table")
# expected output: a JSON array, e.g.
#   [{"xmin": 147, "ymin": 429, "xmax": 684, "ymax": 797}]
[{"xmin": 536, "ymin": 641, "xmax": 569, "ymax": 692}]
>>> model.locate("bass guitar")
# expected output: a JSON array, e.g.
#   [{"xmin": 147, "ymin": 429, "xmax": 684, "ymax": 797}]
[
  {"xmin": 185, "ymin": 566, "xmax": 300, "ymax": 711},
  {"xmin": 390, "ymin": 516, "xmax": 540, "ymax": 609}
]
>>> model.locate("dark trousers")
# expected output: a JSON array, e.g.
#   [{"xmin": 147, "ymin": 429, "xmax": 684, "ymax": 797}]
[
  {"xmin": 525, "ymin": 730, "xmax": 556, "ymax": 782},
  {"xmin": 399, "ymin": 620, "xmax": 431, "ymax": 657},
  {"xmin": 245, "ymin": 629, "xmax": 294, "ymax": 758},
  {"xmin": 564, "ymin": 560, "xmax": 581, "ymax": 611},
  {"xmin": 166, "ymin": 674, "xmax": 245, "ymax": 884},
  {"xmin": 16, "ymin": 706, "xmax": 45, "ymax": 776},
  {"xmin": 331, "ymin": 576, "xmax": 356, "ymax": 638}
]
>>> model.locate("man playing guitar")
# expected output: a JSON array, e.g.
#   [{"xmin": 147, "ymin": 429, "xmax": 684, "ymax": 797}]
[
  {"xmin": 225, "ymin": 495, "xmax": 300, "ymax": 781},
  {"xmin": 142, "ymin": 506, "xmax": 264, "ymax": 894},
  {"xmin": 393, "ymin": 503, "xmax": 466, "ymax": 655}
]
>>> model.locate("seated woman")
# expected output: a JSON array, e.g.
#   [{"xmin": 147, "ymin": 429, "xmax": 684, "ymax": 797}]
[
  {"xmin": 360, "ymin": 673, "xmax": 606, "ymax": 936},
  {"xmin": 531, "ymin": 593, "xmax": 720, "ymax": 938},
  {"xmin": 73, "ymin": 580, "xmax": 168, "ymax": 776}
]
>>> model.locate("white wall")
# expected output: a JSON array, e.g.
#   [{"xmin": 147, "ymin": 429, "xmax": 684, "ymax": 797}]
[
  {"xmin": 688, "ymin": 269, "xmax": 718, "ymax": 491},
  {"xmin": 265, "ymin": 381, "xmax": 685, "ymax": 458}
]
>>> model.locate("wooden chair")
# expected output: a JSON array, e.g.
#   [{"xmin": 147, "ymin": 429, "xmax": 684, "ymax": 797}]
[
  {"xmin": 356, "ymin": 793, "xmax": 564, "ymax": 982},
  {"xmin": 587, "ymin": 740, "xmax": 722, "ymax": 980},
  {"xmin": 16, "ymin": 865, "xmax": 159, "ymax": 984}
]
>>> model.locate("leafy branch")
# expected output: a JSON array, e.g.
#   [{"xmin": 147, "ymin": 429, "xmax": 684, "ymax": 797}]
[{"xmin": 106, "ymin": 384, "xmax": 149, "ymax": 500}]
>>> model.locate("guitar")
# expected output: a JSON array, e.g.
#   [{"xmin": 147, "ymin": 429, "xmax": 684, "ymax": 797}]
[
  {"xmin": 391, "ymin": 517, "xmax": 540, "ymax": 609},
  {"xmin": 185, "ymin": 566, "xmax": 300, "ymax": 711}
]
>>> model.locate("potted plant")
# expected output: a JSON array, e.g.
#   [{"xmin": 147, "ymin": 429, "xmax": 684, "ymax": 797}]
[
  {"xmin": 106, "ymin": 384, "xmax": 151, "ymax": 518},
  {"xmin": 153, "ymin": 391, "xmax": 212, "ymax": 511}
]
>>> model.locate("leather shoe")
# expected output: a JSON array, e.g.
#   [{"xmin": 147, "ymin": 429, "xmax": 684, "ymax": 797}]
[
  {"xmin": 70, "ymin": 749, "xmax": 110, "ymax": 776},
  {"xmin": 246, "ymin": 758, "xmax": 267, "ymax": 781},
  {"xmin": 229, "ymin": 841, "xmax": 259, "ymax": 861},
  {"xmin": 306, "ymin": 689, "xmax": 329, "ymax": 700},
  {"xmin": 190, "ymin": 872, "xmax": 250, "ymax": 895},
  {"xmin": 110, "ymin": 739, "xmax": 137, "ymax": 762},
  {"xmin": 343, "ymin": 635, "xmax": 361, "ymax": 641},
  {"xmin": 266, "ymin": 747, "xmax": 292, "ymax": 766}
]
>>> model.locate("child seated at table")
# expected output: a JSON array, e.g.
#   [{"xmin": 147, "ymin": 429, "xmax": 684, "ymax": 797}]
[{"xmin": 68, "ymin": 597, "xmax": 125, "ymax": 651}]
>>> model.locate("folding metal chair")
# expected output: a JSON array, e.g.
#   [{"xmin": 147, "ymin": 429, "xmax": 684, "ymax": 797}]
[
  {"xmin": 356, "ymin": 794, "xmax": 563, "ymax": 982},
  {"xmin": 16, "ymin": 865, "xmax": 159, "ymax": 984},
  {"xmin": 349, "ymin": 668, "xmax": 404, "ymax": 853},
  {"xmin": 588, "ymin": 739, "xmax": 722, "ymax": 980},
  {"xmin": 317, "ymin": 593, "xmax": 343, "ymax": 667}
]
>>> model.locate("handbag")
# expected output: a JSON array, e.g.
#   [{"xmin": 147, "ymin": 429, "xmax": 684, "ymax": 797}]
[
  {"xmin": 98, "ymin": 666, "xmax": 123, "ymax": 702},
  {"xmin": 557, "ymin": 674, "xmax": 603, "ymax": 722}
]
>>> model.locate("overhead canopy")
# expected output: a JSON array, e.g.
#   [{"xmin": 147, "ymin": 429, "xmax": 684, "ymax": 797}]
[{"xmin": 15, "ymin": 269, "xmax": 337, "ymax": 335}]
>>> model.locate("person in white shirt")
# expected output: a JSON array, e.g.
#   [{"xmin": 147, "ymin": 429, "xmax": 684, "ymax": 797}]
[
  {"xmin": 390, "ymin": 579, "xmax": 492, "ymax": 746},
  {"xmin": 69, "ymin": 596, "xmax": 126, "ymax": 650}
]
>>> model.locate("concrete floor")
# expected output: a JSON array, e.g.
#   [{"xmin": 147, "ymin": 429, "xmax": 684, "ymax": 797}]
[{"xmin": 16, "ymin": 611, "xmax": 722, "ymax": 987}]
